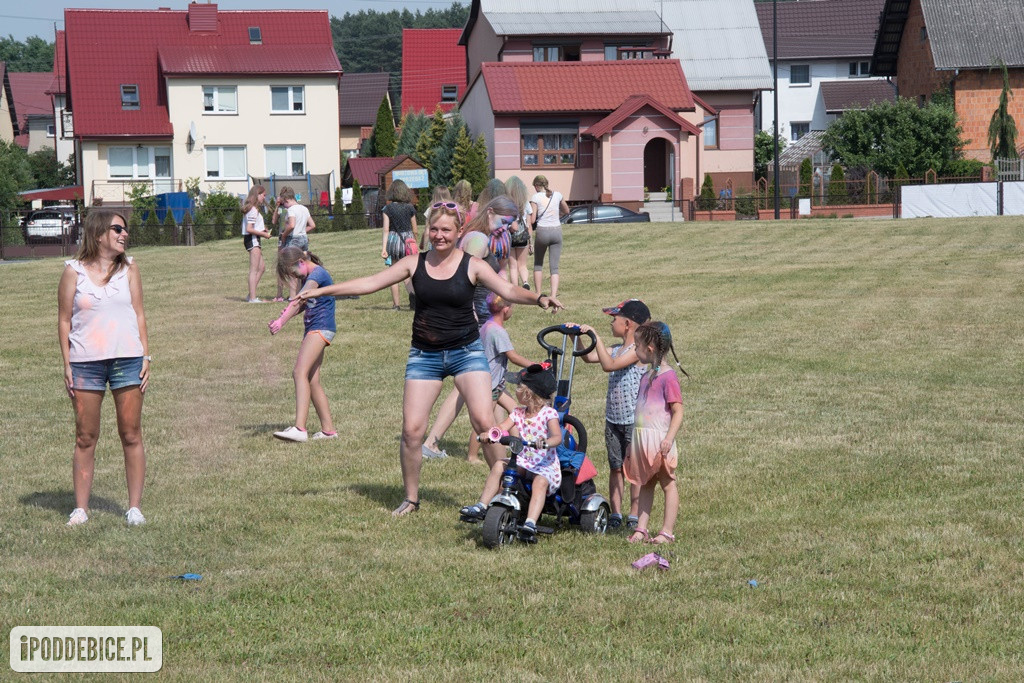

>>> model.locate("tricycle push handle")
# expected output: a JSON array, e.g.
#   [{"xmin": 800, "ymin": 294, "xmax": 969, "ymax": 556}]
[{"xmin": 537, "ymin": 324, "xmax": 597, "ymax": 357}]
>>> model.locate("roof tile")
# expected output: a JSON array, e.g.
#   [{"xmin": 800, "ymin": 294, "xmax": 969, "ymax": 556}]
[
  {"xmin": 820, "ymin": 79, "xmax": 896, "ymax": 113},
  {"xmin": 340, "ymin": 72, "xmax": 392, "ymax": 127},
  {"xmin": 401, "ymin": 29, "xmax": 465, "ymax": 115},
  {"xmin": 755, "ymin": 0, "xmax": 885, "ymax": 60}
]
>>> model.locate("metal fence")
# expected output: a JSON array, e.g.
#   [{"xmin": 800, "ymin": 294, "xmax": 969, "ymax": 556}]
[{"xmin": 995, "ymin": 157, "xmax": 1024, "ymax": 181}]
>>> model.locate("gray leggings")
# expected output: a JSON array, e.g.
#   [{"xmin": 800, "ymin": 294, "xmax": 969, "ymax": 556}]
[{"xmin": 533, "ymin": 226, "xmax": 563, "ymax": 275}]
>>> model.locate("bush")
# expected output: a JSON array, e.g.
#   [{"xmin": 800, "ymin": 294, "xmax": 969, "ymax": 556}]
[
  {"xmin": 828, "ymin": 164, "xmax": 848, "ymax": 206},
  {"xmin": 331, "ymin": 188, "xmax": 344, "ymax": 232},
  {"xmin": 697, "ymin": 175, "xmax": 715, "ymax": 210},
  {"xmin": 349, "ymin": 180, "xmax": 367, "ymax": 230},
  {"xmin": 941, "ymin": 159, "xmax": 986, "ymax": 179},
  {"xmin": 196, "ymin": 191, "xmax": 242, "ymax": 241},
  {"xmin": 799, "ymin": 158, "xmax": 813, "ymax": 198},
  {"xmin": 162, "ymin": 209, "xmax": 178, "ymax": 246}
]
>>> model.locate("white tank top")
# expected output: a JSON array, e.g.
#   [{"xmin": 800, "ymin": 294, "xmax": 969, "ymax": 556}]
[{"xmin": 65, "ymin": 258, "xmax": 144, "ymax": 362}]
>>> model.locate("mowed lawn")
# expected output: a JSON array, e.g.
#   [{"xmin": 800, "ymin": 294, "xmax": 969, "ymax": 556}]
[{"xmin": 1, "ymin": 216, "xmax": 1022, "ymax": 680}]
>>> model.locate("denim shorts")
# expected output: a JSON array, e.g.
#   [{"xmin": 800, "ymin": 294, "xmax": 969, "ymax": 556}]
[
  {"xmin": 70, "ymin": 356, "xmax": 144, "ymax": 391},
  {"xmin": 605, "ymin": 420, "xmax": 633, "ymax": 470},
  {"xmin": 283, "ymin": 234, "xmax": 309, "ymax": 251},
  {"xmin": 405, "ymin": 339, "xmax": 489, "ymax": 381}
]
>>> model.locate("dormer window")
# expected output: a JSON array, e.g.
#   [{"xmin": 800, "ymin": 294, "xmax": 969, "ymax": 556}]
[
  {"xmin": 120, "ymin": 84, "xmax": 140, "ymax": 110},
  {"xmin": 441, "ymin": 85, "xmax": 458, "ymax": 102},
  {"xmin": 248, "ymin": 27, "xmax": 262, "ymax": 44}
]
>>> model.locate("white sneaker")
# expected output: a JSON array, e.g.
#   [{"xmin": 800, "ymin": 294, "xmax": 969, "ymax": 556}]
[
  {"xmin": 246, "ymin": 297, "xmax": 264, "ymax": 303},
  {"xmin": 274, "ymin": 426, "xmax": 308, "ymax": 442},
  {"xmin": 67, "ymin": 508, "xmax": 88, "ymax": 526},
  {"xmin": 311, "ymin": 431, "xmax": 338, "ymax": 440},
  {"xmin": 125, "ymin": 507, "xmax": 146, "ymax": 526}
]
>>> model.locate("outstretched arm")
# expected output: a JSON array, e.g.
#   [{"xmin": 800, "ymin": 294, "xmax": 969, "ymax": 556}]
[
  {"xmin": 576, "ymin": 324, "xmax": 638, "ymax": 371},
  {"xmin": 297, "ymin": 256, "xmax": 418, "ymax": 300},
  {"xmin": 470, "ymin": 258, "xmax": 563, "ymax": 311}
]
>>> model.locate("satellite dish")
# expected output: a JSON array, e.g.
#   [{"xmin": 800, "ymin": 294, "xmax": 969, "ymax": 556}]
[{"xmin": 189, "ymin": 121, "xmax": 198, "ymax": 142}]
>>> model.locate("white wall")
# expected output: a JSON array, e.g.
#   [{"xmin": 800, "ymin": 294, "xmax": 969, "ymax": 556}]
[{"xmin": 759, "ymin": 59, "xmax": 888, "ymax": 139}]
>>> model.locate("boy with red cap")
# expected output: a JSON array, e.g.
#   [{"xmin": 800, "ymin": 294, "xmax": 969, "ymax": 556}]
[{"xmin": 574, "ymin": 299, "xmax": 651, "ymax": 529}]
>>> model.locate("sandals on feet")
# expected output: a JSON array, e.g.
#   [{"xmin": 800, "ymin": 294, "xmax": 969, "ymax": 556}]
[
  {"xmin": 650, "ymin": 531, "xmax": 675, "ymax": 544},
  {"xmin": 628, "ymin": 528, "xmax": 650, "ymax": 544},
  {"xmin": 392, "ymin": 499, "xmax": 420, "ymax": 517},
  {"xmin": 460, "ymin": 502, "xmax": 486, "ymax": 520}
]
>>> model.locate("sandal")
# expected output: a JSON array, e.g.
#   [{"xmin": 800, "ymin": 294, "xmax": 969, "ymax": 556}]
[
  {"xmin": 650, "ymin": 531, "xmax": 675, "ymax": 545},
  {"xmin": 459, "ymin": 502, "xmax": 486, "ymax": 520},
  {"xmin": 392, "ymin": 499, "xmax": 420, "ymax": 517},
  {"xmin": 627, "ymin": 528, "xmax": 650, "ymax": 544}
]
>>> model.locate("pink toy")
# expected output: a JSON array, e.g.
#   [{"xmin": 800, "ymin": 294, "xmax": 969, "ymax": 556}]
[
  {"xmin": 632, "ymin": 552, "xmax": 669, "ymax": 571},
  {"xmin": 486, "ymin": 427, "xmax": 509, "ymax": 443}
]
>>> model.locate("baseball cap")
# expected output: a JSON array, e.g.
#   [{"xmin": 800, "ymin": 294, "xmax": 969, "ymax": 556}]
[
  {"xmin": 602, "ymin": 299, "xmax": 650, "ymax": 325},
  {"xmin": 506, "ymin": 363, "xmax": 557, "ymax": 399}
]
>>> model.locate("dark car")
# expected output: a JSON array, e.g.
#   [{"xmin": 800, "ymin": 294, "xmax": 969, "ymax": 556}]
[
  {"xmin": 561, "ymin": 204, "xmax": 650, "ymax": 224},
  {"xmin": 22, "ymin": 207, "xmax": 79, "ymax": 244}
]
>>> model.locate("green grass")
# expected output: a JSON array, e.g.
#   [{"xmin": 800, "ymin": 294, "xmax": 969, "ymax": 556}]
[{"xmin": 1, "ymin": 216, "xmax": 1023, "ymax": 680}]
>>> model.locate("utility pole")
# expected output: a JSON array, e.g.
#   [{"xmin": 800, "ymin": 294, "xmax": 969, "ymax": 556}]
[{"xmin": 773, "ymin": 0, "xmax": 780, "ymax": 219}]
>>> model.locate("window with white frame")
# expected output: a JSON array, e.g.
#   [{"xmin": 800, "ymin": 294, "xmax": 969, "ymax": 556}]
[
  {"xmin": 265, "ymin": 145, "xmax": 306, "ymax": 176},
  {"xmin": 790, "ymin": 122, "xmax": 810, "ymax": 141},
  {"xmin": 532, "ymin": 44, "xmax": 580, "ymax": 62},
  {"xmin": 848, "ymin": 61, "xmax": 871, "ymax": 77},
  {"xmin": 271, "ymin": 86, "xmax": 304, "ymax": 113},
  {"xmin": 46, "ymin": 123, "xmax": 56, "ymax": 137},
  {"xmin": 120, "ymin": 84, "xmax": 140, "ymax": 109},
  {"xmin": 703, "ymin": 116, "xmax": 718, "ymax": 149},
  {"xmin": 790, "ymin": 64, "xmax": 810, "ymax": 85},
  {"xmin": 521, "ymin": 126, "xmax": 577, "ymax": 168},
  {"xmin": 203, "ymin": 86, "xmax": 238, "ymax": 114},
  {"xmin": 205, "ymin": 146, "xmax": 247, "ymax": 179},
  {"xmin": 108, "ymin": 146, "xmax": 171, "ymax": 179}
]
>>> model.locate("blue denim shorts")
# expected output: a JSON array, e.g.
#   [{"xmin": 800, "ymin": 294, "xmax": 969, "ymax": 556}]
[
  {"xmin": 70, "ymin": 356, "xmax": 144, "ymax": 391},
  {"xmin": 283, "ymin": 234, "xmax": 309, "ymax": 251},
  {"xmin": 405, "ymin": 339, "xmax": 489, "ymax": 381}
]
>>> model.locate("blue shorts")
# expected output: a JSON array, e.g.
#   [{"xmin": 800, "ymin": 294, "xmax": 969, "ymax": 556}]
[
  {"xmin": 70, "ymin": 356, "xmax": 144, "ymax": 391},
  {"xmin": 405, "ymin": 340, "xmax": 489, "ymax": 381},
  {"xmin": 282, "ymin": 234, "xmax": 309, "ymax": 251}
]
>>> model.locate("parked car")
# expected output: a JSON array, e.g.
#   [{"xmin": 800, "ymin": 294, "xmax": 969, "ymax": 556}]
[
  {"xmin": 561, "ymin": 204, "xmax": 650, "ymax": 224},
  {"xmin": 22, "ymin": 206, "xmax": 79, "ymax": 244}
]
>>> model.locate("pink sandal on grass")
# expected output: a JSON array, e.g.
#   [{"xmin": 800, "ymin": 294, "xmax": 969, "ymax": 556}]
[
  {"xmin": 628, "ymin": 528, "xmax": 650, "ymax": 544},
  {"xmin": 650, "ymin": 531, "xmax": 675, "ymax": 545}
]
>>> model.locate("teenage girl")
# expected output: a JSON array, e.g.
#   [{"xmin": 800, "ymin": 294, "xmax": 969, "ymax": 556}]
[
  {"xmin": 460, "ymin": 364, "xmax": 562, "ymax": 543},
  {"xmin": 381, "ymin": 179, "xmax": 418, "ymax": 310},
  {"xmin": 625, "ymin": 321, "xmax": 687, "ymax": 545},
  {"xmin": 242, "ymin": 184, "xmax": 271, "ymax": 303},
  {"xmin": 504, "ymin": 175, "xmax": 533, "ymax": 288},
  {"xmin": 267, "ymin": 246, "xmax": 337, "ymax": 443}
]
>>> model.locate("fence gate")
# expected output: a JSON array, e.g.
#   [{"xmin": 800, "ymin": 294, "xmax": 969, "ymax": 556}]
[{"xmin": 995, "ymin": 157, "xmax": 1024, "ymax": 181}]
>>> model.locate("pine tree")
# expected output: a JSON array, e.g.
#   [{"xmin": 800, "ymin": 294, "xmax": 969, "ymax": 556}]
[
  {"xmin": 332, "ymin": 187, "xmax": 345, "ymax": 231},
  {"xmin": 697, "ymin": 174, "xmax": 715, "ymax": 210},
  {"xmin": 161, "ymin": 207, "xmax": 177, "ymax": 245},
  {"xmin": 373, "ymin": 97, "xmax": 397, "ymax": 158},
  {"xmin": 988, "ymin": 60, "xmax": 1018, "ymax": 160},
  {"xmin": 466, "ymin": 134, "xmax": 491, "ymax": 195},
  {"xmin": 431, "ymin": 115, "xmax": 464, "ymax": 188},
  {"xmin": 450, "ymin": 125, "xmax": 473, "ymax": 185},
  {"xmin": 799, "ymin": 158, "xmax": 813, "ymax": 197},
  {"xmin": 142, "ymin": 208, "xmax": 161, "ymax": 246},
  {"xmin": 415, "ymin": 105, "xmax": 447, "ymax": 171},
  {"xmin": 827, "ymin": 164, "xmax": 848, "ymax": 205},
  {"xmin": 396, "ymin": 112, "xmax": 426, "ymax": 157},
  {"xmin": 349, "ymin": 179, "xmax": 366, "ymax": 229}
]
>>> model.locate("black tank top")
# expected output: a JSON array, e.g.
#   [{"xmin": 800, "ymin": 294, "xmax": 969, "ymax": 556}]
[{"xmin": 410, "ymin": 252, "xmax": 479, "ymax": 350}]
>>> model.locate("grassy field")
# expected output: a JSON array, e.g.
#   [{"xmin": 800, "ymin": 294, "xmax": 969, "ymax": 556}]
[{"xmin": 1, "ymin": 216, "xmax": 1022, "ymax": 680}]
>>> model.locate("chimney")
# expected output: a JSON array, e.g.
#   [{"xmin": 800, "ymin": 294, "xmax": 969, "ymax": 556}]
[{"xmin": 188, "ymin": 3, "xmax": 218, "ymax": 32}]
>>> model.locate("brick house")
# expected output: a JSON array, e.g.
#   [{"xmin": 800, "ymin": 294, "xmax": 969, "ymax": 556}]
[
  {"xmin": 401, "ymin": 29, "xmax": 466, "ymax": 116},
  {"xmin": 872, "ymin": 0, "xmax": 1024, "ymax": 161}
]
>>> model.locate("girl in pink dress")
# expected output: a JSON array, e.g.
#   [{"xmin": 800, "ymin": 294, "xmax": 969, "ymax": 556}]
[
  {"xmin": 460, "ymin": 364, "xmax": 562, "ymax": 542},
  {"xmin": 625, "ymin": 322, "xmax": 686, "ymax": 545}
]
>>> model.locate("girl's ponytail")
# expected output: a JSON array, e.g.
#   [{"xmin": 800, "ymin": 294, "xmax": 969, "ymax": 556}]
[{"xmin": 306, "ymin": 251, "xmax": 323, "ymax": 266}]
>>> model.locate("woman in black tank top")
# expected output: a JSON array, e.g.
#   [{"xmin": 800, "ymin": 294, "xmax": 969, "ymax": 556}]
[{"xmin": 299, "ymin": 201, "xmax": 563, "ymax": 517}]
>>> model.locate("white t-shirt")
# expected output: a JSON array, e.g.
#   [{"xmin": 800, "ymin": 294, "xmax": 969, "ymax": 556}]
[
  {"xmin": 287, "ymin": 203, "xmax": 311, "ymax": 237},
  {"xmin": 242, "ymin": 207, "xmax": 265, "ymax": 237},
  {"xmin": 530, "ymin": 191, "xmax": 562, "ymax": 228}
]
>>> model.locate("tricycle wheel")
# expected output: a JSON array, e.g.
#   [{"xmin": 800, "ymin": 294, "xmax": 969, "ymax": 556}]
[
  {"xmin": 562, "ymin": 414, "xmax": 587, "ymax": 453},
  {"xmin": 579, "ymin": 503, "xmax": 609, "ymax": 535},
  {"xmin": 482, "ymin": 505, "xmax": 518, "ymax": 548}
]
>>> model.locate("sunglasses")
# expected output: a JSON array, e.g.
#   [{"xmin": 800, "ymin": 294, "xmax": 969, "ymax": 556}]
[
  {"xmin": 431, "ymin": 201, "xmax": 464, "ymax": 221},
  {"xmin": 110, "ymin": 225, "xmax": 129, "ymax": 235}
]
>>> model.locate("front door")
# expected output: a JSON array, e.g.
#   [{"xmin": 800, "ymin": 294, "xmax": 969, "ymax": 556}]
[{"xmin": 643, "ymin": 138, "xmax": 669, "ymax": 193}]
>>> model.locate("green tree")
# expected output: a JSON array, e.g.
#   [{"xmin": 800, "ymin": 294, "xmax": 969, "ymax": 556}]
[
  {"xmin": 821, "ymin": 97, "xmax": 964, "ymax": 177},
  {"xmin": 127, "ymin": 183, "xmax": 157, "ymax": 227},
  {"xmin": 161, "ymin": 207, "xmax": 177, "ymax": 246},
  {"xmin": 431, "ymin": 113, "xmax": 464, "ymax": 188},
  {"xmin": 372, "ymin": 97, "xmax": 397, "ymax": 158},
  {"xmin": 799, "ymin": 158, "xmax": 813, "ymax": 197},
  {"xmin": 827, "ymin": 164, "xmax": 848, "ymax": 205},
  {"xmin": 466, "ymin": 134, "xmax": 491, "ymax": 195},
  {"xmin": 349, "ymin": 179, "xmax": 366, "ymax": 229},
  {"xmin": 332, "ymin": 187, "xmax": 345, "ymax": 231},
  {"xmin": 0, "ymin": 36, "xmax": 54, "ymax": 72},
  {"xmin": 396, "ymin": 112, "xmax": 427, "ymax": 157},
  {"xmin": 988, "ymin": 60, "xmax": 1018, "ymax": 160},
  {"xmin": 0, "ymin": 141, "xmax": 33, "ymax": 230},
  {"xmin": 415, "ymin": 105, "xmax": 447, "ymax": 171},
  {"xmin": 697, "ymin": 174, "xmax": 715, "ymax": 210},
  {"xmin": 450, "ymin": 125, "xmax": 473, "ymax": 186},
  {"xmin": 754, "ymin": 130, "xmax": 787, "ymax": 181}
]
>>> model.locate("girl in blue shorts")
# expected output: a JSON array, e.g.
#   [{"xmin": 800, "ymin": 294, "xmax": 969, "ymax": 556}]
[
  {"xmin": 299, "ymin": 202, "xmax": 563, "ymax": 516},
  {"xmin": 268, "ymin": 246, "xmax": 337, "ymax": 443}
]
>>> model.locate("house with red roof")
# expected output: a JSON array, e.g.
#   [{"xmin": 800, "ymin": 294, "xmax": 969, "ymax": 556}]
[
  {"xmin": 48, "ymin": 29, "xmax": 75, "ymax": 167},
  {"xmin": 401, "ymin": 29, "xmax": 466, "ymax": 116},
  {"xmin": 62, "ymin": 3, "xmax": 342, "ymax": 207},
  {"xmin": 9, "ymin": 72, "xmax": 56, "ymax": 153}
]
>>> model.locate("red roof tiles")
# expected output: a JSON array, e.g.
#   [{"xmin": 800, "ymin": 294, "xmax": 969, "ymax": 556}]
[
  {"xmin": 9, "ymin": 71, "xmax": 54, "ymax": 147},
  {"xmin": 346, "ymin": 156, "xmax": 398, "ymax": 187},
  {"xmin": 65, "ymin": 7, "xmax": 340, "ymax": 138},
  {"xmin": 478, "ymin": 60, "xmax": 695, "ymax": 114},
  {"xmin": 401, "ymin": 29, "xmax": 466, "ymax": 115},
  {"xmin": 584, "ymin": 94, "xmax": 701, "ymax": 138}
]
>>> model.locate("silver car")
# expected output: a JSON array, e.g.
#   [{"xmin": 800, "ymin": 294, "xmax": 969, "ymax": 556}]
[{"xmin": 23, "ymin": 207, "xmax": 79, "ymax": 244}]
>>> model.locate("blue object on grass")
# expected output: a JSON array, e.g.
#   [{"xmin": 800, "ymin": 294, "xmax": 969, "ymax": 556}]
[
  {"xmin": 171, "ymin": 573, "xmax": 203, "ymax": 581},
  {"xmin": 748, "ymin": 579, "xmax": 759, "ymax": 588}
]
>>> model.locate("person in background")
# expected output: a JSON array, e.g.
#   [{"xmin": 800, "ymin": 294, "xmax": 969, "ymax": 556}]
[
  {"xmin": 380, "ymin": 180, "xmax": 419, "ymax": 310},
  {"xmin": 530, "ymin": 175, "xmax": 569, "ymax": 299},
  {"xmin": 241, "ymin": 184, "xmax": 271, "ymax": 303}
]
